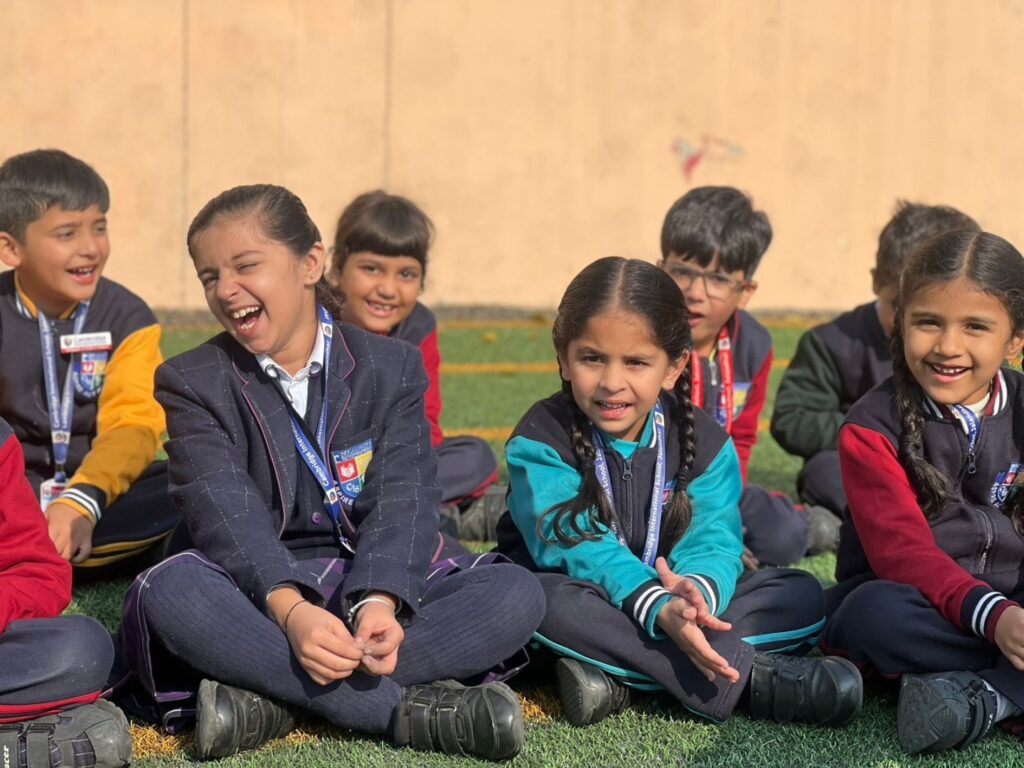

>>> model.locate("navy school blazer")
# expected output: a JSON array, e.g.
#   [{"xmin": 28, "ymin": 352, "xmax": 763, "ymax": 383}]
[{"xmin": 155, "ymin": 320, "xmax": 441, "ymax": 616}]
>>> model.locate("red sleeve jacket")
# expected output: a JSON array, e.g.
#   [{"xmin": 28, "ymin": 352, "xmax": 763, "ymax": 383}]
[
  {"xmin": 837, "ymin": 371, "xmax": 1023, "ymax": 643},
  {"xmin": 390, "ymin": 302, "xmax": 444, "ymax": 447},
  {"xmin": 0, "ymin": 419, "xmax": 71, "ymax": 634}
]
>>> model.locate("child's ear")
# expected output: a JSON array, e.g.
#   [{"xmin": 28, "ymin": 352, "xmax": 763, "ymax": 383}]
[
  {"xmin": 302, "ymin": 243, "xmax": 327, "ymax": 286},
  {"xmin": 0, "ymin": 232, "xmax": 23, "ymax": 269},
  {"xmin": 556, "ymin": 353, "xmax": 570, "ymax": 382},
  {"xmin": 663, "ymin": 350, "xmax": 691, "ymax": 390},
  {"xmin": 735, "ymin": 279, "xmax": 757, "ymax": 311},
  {"xmin": 1007, "ymin": 330, "xmax": 1024, "ymax": 362}
]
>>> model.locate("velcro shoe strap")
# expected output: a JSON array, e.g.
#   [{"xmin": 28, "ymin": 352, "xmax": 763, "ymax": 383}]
[
  {"xmin": 24, "ymin": 723, "xmax": 53, "ymax": 768},
  {"xmin": 433, "ymin": 690, "xmax": 465, "ymax": 756},
  {"xmin": 962, "ymin": 679, "xmax": 996, "ymax": 747},
  {"xmin": 770, "ymin": 667, "xmax": 802, "ymax": 723},
  {"xmin": 407, "ymin": 692, "xmax": 440, "ymax": 753},
  {"xmin": 0, "ymin": 725, "xmax": 23, "ymax": 768}
]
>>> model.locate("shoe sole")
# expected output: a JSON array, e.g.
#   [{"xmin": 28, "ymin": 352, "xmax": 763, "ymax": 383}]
[
  {"xmin": 195, "ymin": 678, "xmax": 226, "ymax": 760},
  {"xmin": 556, "ymin": 658, "xmax": 617, "ymax": 727},
  {"xmin": 898, "ymin": 675, "xmax": 961, "ymax": 754}
]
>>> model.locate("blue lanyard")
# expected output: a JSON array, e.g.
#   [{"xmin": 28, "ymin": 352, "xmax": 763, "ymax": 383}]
[
  {"xmin": 591, "ymin": 402, "xmax": 668, "ymax": 566},
  {"xmin": 38, "ymin": 303, "xmax": 90, "ymax": 482},
  {"xmin": 286, "ymin": 306, "xmax": 354, "ymax": 552},
  {"xmin": 951, "ymin": 403, "xmax": 982, "ymax": 473}
]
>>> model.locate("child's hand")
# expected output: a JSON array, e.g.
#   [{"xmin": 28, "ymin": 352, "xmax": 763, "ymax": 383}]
[
  {"xmin": 656, "ymin": 598, "xmax": 740, "ymax": 683},
  {"xmin": 995, "ymin": 605, "xmax": 1024, "ymax": 671},
  {"xmin": 284, "ymin": 601, "xmax": 365, "ymax": 685},
  {"xmin": 354, "ymin": 597, "xmax": 404, "ymax": 677},
  {"xmin": 654, "ymin": 557, "xmax": 733, "ymax": 632},
  {"xmin": 46, "ymin": 502, "xmax": 94, "ymax": 563}
]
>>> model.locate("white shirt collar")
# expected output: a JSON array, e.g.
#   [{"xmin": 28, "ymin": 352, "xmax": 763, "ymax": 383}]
[{"xmin": 256, "ymin": 322, "xmax": 325, "ymax": 383}]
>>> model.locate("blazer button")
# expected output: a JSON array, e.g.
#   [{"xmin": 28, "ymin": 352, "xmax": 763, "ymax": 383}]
[{"xmin": 312, "ymin": 512, "xmax": 323, "ymax": 525}]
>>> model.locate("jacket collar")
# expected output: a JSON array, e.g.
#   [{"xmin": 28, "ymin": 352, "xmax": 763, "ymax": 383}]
[{"xmin": 229, "ymin": 318, "xmax": 356, "ymax": 520}]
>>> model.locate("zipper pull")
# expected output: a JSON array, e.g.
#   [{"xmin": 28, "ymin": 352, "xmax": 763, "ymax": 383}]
[
  {"xmin": 709, "ymin": 360, "xmax": 719, "ymax": 387},
  {"xmin": 622, "ymin": 457, "xmax": 633, "ymax": 481},
  {"xmin": 968, "ymin": 450, "xmax": 977, "ymax": 475}
]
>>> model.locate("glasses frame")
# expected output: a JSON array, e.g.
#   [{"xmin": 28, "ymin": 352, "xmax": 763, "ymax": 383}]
[{"xmin": 664, "ymin": 262, "xmax": 750, "ymax": 300}]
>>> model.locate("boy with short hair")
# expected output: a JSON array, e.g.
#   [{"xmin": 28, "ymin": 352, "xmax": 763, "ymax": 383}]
[
  {"xmin": 660, "ymin": 186, "xmax": 821, "ymax": 566},
  {"xmin": 0, "ymin": 415, "xmax": 131, "ymax": 768},
  {"xmin": 770, "ymin": 201, "xmax": 980, "ymax": 516},
  {"xmin": 0, "ymin": 149, "xmax": 178, "ymax": 568}
]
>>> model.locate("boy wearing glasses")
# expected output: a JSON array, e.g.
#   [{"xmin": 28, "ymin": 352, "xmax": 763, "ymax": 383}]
[{"xmin": 660, "ymin": 186, "xmax": 832, "ymax": 567}]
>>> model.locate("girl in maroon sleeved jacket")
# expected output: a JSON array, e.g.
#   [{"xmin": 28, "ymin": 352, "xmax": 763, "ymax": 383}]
[
  {"xmin": 327, "ymin": 191, "xmax": 499, "ymax": 513},
  {"xmin": 825, "ymin": 230, "xmax": 1024, "ymax": 756}
]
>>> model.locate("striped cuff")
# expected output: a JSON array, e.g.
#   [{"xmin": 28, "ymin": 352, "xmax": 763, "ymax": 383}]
[
  {"xmin": 961, "ymin": 586, "xmax": 1017, "ymax": 641},
  {"xmin": 623, "ymin": 580, "xmax": 674, "ymax": 638},
  {"xmin": 682, "ymin": 573, "xmax": 721, "ymax": 616},
  {"xmin": 56, "ymin": 484, "xmax": 105, "ymax": 525}
]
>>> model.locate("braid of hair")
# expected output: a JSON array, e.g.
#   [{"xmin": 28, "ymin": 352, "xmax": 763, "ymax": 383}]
[
  {"xmin": 536, "ymin": 379, "xmax": 617, "ymax": 547},
  {"xmin": 890, "ymin": 320, "xmax": 951, "ymax": 518},
  {"xmin": 658, "ymin": 366, "xmax": 695, "ymax": 556}
]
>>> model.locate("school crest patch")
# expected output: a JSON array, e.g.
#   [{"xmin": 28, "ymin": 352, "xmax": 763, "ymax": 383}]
[
  {"xmin": 332, "ymin": 439, "xmax": 373, "ymax": 505},
  {"xmin": 989, "ymin": 462, "xmax": 1024, "ymax": 508},
  {"xmin": 73, "ymin": 351, "xmax": 108, "ymax": 399}
]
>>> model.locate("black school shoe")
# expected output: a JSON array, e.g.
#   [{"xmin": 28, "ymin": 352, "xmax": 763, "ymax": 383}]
[
  {"xmin": 555, "ymin": 657, "xmax": 631, "ymax": 726},
  {"xmin": 392, "ymin": 680, "xmax": 524, "ymax": 761},
  {"xmin": 194, "ymin": 679, "xmax": 295, "ymax": 760},
  {"xmin": 0, "ymin": 699, "xmax": 131, "ymax": 768},
  {"xmin": 897, "ymin": 671, "xmax": 997, "ymax": 754},
  {"xmin": 747, "ymin": 653, "xmax": 862, "ymax": 727}
]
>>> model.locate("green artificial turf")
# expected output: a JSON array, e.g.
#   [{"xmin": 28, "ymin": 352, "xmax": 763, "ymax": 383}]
[{"xmin": 68, "ymin": 318, "xmax": 1022, "ymax": 767}]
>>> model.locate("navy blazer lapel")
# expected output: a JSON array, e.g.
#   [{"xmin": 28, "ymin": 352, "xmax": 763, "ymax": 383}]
[
  {"xmin": 325, "ymin": 322, "xmax": 355, "ymax": 444},
  {"xmin": 231, "ymin": 347, "xmax": 299, "ymax": 517}
]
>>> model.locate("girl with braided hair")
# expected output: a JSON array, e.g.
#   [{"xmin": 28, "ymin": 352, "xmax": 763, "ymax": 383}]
[
  {"xmin": 825, "ymin": 230, "xmax": 1024, "ymax": 755},
  {"xmin": 496, "ymin": 257, "xmax": 862, "ymax": 729}
]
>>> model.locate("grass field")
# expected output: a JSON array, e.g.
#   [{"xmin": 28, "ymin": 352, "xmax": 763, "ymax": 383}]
[{"xmin": 67, "ymin": 318, "xmax": 1023, "ymax": 767}]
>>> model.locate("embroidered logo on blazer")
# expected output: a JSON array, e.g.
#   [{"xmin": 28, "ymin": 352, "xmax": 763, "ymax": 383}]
[
  {"xmin": 73, "ymin": 351, "xmax": 109, "ymax": 399},
  {"xmin": 989, "ymin": 462, "xmax": 1024, "ymax": 507},
  {"xmin": 332, "ymin": 439, "xmax": 373, "ymax": 503}
]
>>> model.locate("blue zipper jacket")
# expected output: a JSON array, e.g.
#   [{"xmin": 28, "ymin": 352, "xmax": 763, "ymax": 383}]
[{"xmin": 496, "ymin": 391, "xmax": 743, "ymax": 639}]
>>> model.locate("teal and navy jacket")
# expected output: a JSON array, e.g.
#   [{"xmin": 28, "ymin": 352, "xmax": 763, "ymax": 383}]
[{"xmin": 495, "ymin": 391, "xmax": 744, "ymax": 639}]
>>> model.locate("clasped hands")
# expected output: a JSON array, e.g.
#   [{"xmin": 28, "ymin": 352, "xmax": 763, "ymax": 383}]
[
  {"xmin": 653, "ymin": 556, "xmax": 740, "ymax": 684},
  {"xmin": 270, "ymin": 589, "xmax": 403, "ymax": 685}
]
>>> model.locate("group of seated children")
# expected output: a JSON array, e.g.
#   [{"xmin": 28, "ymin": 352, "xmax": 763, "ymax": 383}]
[{"xmin": 0, "ymin": 146, "xmax": 1020, "ymax": 766}]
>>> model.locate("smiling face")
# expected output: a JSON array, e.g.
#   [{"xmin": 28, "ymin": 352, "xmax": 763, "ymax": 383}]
[
  {"xmin": 332, "ymin": 252, "xmax": 422, "ymax": 334},
  {"xmin": 191, "ymin": 213, "xmax": 326, "ymax": 376},
  {"xmin": 902, "ymin": 276, "xmax": 1024, "ymax": 406},
  {"xmin": 0, "ymin": 205, "xmax": 109, "ymax": 316},
  {"xmin": 661, "ymin": 253, "xmax": 755, "ymax": 357},
  {"xmin": 557, "ymin": 309, "xmax": 688, "ymax": 442}
]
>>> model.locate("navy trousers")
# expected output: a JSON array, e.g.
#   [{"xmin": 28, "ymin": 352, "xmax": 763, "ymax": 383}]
[
  {"xmin": 825, "ymin": 578, "xmax": 1024, "ymax": 709},
  {"xmin": 138, "ymin": 555, "xmax": 545, "ymax": 735},
  {"xmin": 533, "ymin": 568, "xmax": 826, "ymax": 722},
  {"xmin": 436, "ymin": 436, "xmax": 499, "ymax": 506},
  {"xmin": 0, "ymin": 616, "xmax": 113, "ymax": 722},
  {"xmin": 740, "ymin": 485, "xmax": 809, "ymax": 566},
  {"xmin": 797, "ymin": 450, "xmax": 847, "ymax": 517}
]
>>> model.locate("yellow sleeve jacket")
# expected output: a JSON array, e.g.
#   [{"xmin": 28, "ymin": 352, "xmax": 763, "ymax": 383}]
[{"xmin": 0, "ymin": 271, "xmax": 165, "ymax": 523}]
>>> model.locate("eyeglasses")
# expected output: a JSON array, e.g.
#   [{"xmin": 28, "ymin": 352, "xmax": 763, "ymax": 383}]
[{"xmin": 663, "ymin": 263, "xmax": 748, "ymax": 300}]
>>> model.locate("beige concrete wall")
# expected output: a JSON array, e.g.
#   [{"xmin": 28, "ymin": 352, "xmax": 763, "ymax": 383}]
[{"xmin": 3, "ymin": 0, "xmax": 1023, "ymax": 313}]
